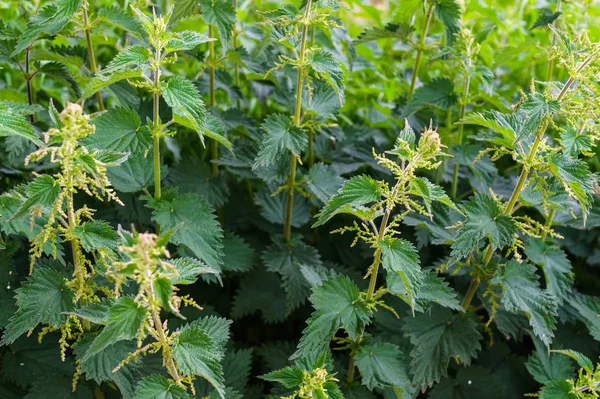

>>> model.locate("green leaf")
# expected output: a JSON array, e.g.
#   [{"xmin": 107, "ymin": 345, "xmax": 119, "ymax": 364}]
[
  {"xmin": 68, "ymin": 298, "xmax": 114, "ymax": 324},
  {"xmin": 409, "ymin": 177, "xmax": 458, "ymax": 215},
  {"xmin": 263, "ymin": 238, "xmax": 322, "ymax": 313},
  {"xmin": 135, "ymin": 375, "xmax": 191, "ymax": 399},
  {"xmin": 355, "ymin": 343, "xmax": 413, "ymax": 392},
  {"xmin": 23, "ymin": 377, "xmax": 92, "ymax": 399},
  {"xmin": 491, "ymin": 260, "xmax": 558, "ymax": 346},
  {"xmin": 380, "ymin": 237, "xmax": 423, "ymax": 313},
  {"xmin": 148, "ymin": 191, "xmax": 224, "ymax": 268},
  {"xmin": 162, "ymin": 77, "xmax": 206, "ymax": 131},
  {"xmin": 0, "ymin": 106, "xmax": 42, "ymax": 145},
  {"xmin": 530, "ymin": 8, "xmax": 562, "ymax": 31},
  {"xmin": 170, "ymin": 258, "xmax": 220, "ymax": 285},
  {"xmin": 313, "ymin": 175, "xmax": 382, "ymax": 227},
  {"xmin": 524, "ymin": 238, "xmax": 573, "ymax": 301},
  {"xmin": 459, "ymin": 110, "xmax": 521, "ymax": 149},
  {"xmin": 98, "ymin": 6, "xmax": 145, "ymax": 37},
  {"xmin": 302, "ymin": 82, "xmax": 341, "ymax": 117},
  {"xmin": 451, "ymin": 193, "xmax": 516, "ymax": 260},
  {"xmin": 428, "ymin": 366, "xmax": 504, "ymax": 399},
  {"xmin": 354, "ymin": 23, "xmax": 414, "ymax": 44},
  {"xmin": 108, "ymin": 152, "xmax": 156, "ymax": 193},
  {"xmin": 261, "ymin": 366, "xmax": 304, "ymax": 388},
  {"xmin": 560, "ymin": 125, "xmax": 593, "ymax": 156},
  {"xmin": 83, "ymin": 297, "xmax": 147, "ymax": 360},
  {"xmin": 517, "ymin": 92, "xmax": 560, "ymax": 142},
  {"xmin": 74, "ymin": 220, "xmax": 118, "ymax": 252},
  {"xmin": 403, "ymin": 78, "xmax": 458, "ymax": 116},
  {"xmin": 307, "ymin": 49, "xmax": 345, "ymax": 104},
  {"xmin": 81, "ymin": 69, "xmax": 144, "ymax": 101},
  {"xmin": 525, "ymin": 338, "xmax": 574, "ymax": 384},
  {"xmin": 85, "ymin": 107, "xmax": 151, "ymax": 154},
  {"xmin": 433, "ymin": 0, "xmax": 461, "ymax": 44},
  {"xmin": 402, "ymin": 307, "xmax": 482, "ymax": 390},
  {"xmin": 547, "ymin": 153, "xmax": 595, "ymax": 221},
  {"xmin": 305, "ymin": 163, "xmax": 345, "ymax": 205},
  {"xmin": 232, "ymin": 269, "xmax": 287, "ymax": 323},
  {"xmin": 172, "ymin": 317, "xmax": 231, "ymax": 399},
  {"xmin": 199, "ymin": 0, "xmax": 236, "ymax": 44},
  {"xmin": 388, "ymin": 271, "xmax": 462, "ymax": 312},
  {"xmin": 165, "ymin": 31, "xmax": 214, "ymax": 53},
  {"xmin": 13, "ymin": 0, "xmax": 81, "ymax": 56},
  {"xmin": 102, "ymin": 46, "xmax": 152, "ymax": 75},
  {"xmin": 292, "ymin": 276, "xmax": 371, "ymax": 360},
  {"xmin": 10, "ymin": 175, "xmax": 60, "ymax": 220},
  {"xmin": 253, "ymin": 114, "xmax": 306, "ymax": 169},
  {"xmin": 553, "ymin": 350, "xmax": 594, "ymax": 374},
  {"xmin": 1, "ymin": 262, "xmax": 75, "ymax": 345},
  {"xmin": 568, "ymin": 294, "xmax": 600, "ymax": 341},
  {"xmin": 539, "ymin": 380, "xmax": 577, "ymax": 399},
  {"xmin": 221, "ymin": 233, "xmax": 254, "ymax": 273}
]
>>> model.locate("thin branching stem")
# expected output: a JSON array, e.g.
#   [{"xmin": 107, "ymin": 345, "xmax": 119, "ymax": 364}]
[
  {"xmin": 409, "ymin": 1, "xmax": 435, "ymax": 95},
  {"xmin": 460, "ymin": 56, "xmax": 592, "ymax": 310},
  {"xmin": 25, "ymin": 48, "xmax": 35, "ymax": 123},
  {"xmin": 153, "ymin": 43, "xmax": 162, "ymax": 203},
  {"xmin": 451, "ymin": 60, "xmax": 472, "ymax": 199},
  {"xmin": 284, "ymin": 0, "xmax": 312, "ymax": 244}
]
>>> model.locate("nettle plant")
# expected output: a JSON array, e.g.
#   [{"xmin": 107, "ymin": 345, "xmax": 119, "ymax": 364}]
[{"xmin": 3, "ymin": 1, "xmax": 600, "ymax": 399}]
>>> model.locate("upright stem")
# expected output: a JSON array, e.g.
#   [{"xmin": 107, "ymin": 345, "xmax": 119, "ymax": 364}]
[
  {"xmin": 153, "ymin": 45, "xmax": 162, "ymax": 202},
  {"xmin": 149, "ymin": 293, "xmax": 181, "ymax": 385},
  {"xmin": 284, "ymin": 0, "xmax": 312, "ymax": 244},
  {"xmin": 546, "ymin": 0, "xmax": 562, "ymax": 82},
  {"xmin": 451, "ymin": 62, "xmax": 472, "ymax": 199},
  {"xmin": 347, "ymin": 183, "xmax": 400, "ymax": 384},
  {"xmin": 233, "ymin": 0, "xmax": 241, "ymax": 109},
  {"xmin": 82, "ymin": 2, "xmax": 105, "ymax": 111},
  {"xmin": 409, "ymin": 2, "xmax": 435, "ymax": 95},
  {"xmin": 25, "ymin": 48, "xmax": 35, "ymax": 123},
  {"xmin": 460, "ymin": 57, "xmax": 591, "ymax": 310},
  {"xmin": 209, "ymin": 25, "xmax": 218, "ymax": 176},
  {"xmin": 66, "ymin": 177, "xmax": 90, "ymax": 331}
]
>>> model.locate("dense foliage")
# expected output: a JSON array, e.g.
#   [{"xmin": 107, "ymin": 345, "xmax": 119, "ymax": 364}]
[{"xmin": 1, "ymin": 0, "xmax": 600, "ymax": 398}]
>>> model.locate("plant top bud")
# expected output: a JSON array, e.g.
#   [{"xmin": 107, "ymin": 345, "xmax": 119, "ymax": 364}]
[
  {"xmin": 418, "ymin": 128, "xmax": 442, "ymax": 159},
  {"xmin": 58, "ymin": 102, "xmax": 95, "ymax": 139}
]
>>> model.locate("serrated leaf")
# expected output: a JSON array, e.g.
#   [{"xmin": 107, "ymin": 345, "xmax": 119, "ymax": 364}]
[
  {"xmin": 560, "ymin": 125, "xmax": 593, "ymax": 156},
  {"xmin": 261, "ymin": 366, "xmax": 304, "ymax": 388},
  {"xmin": 81, "ymin": 69, "xmax": 144, "ymax": 101},
  {"xmin": 525, "ymin": 338, "xmax": 574, "ymax": 385},
  {"xmin": 568, "ymin": 294, "xmax": 600, "ymax": 341},
  {"xmin": 354, "ymin": 23, "xmax": 414, "ymax": 44},
  {"xmin": 102, "ymin": 46, "xmax": 152, "ymax": 75},
  {"xmin": 162, "ymin": 77, "xmax": 206, "ymax": 131},
  {"xmin": 23, "ymin": 377, "xmax": 92, "ymax": 399},
  {"xmin": 355, "ymin": 342, "xmax": 413, "ymax": 392},
  {"xmin": 459, "ymin": 110, "xmax": 521, "ymax": 149},
  {"xmin": 0, "ymin": 106, "xmax": 42, "ymax": 145},
  {"xmin": 1, "ymin": 262, "xmax": 75, "ymax": 345},
  {"xmin": 199, "ymin": 0, "xmax": 236, "ymax": 45},
  {"xmin": 85, "ymin": 107, "xmax": 151, "ymax": 154},
  {"xmin": 67, "ymin": 298, "xmax": 114, "ymax": 324},
  {"xmin": 388, "ymin": 271, "xmax": 462, "ymax": 312},
  {"xmin": 74, "ymin": 220, "xmax": 118, "ymax": 252},
  {"xmin": 402, "ymin": 307, "xmax": 482, "ymax": 390},
  {"xmin": 292, "ymin": 276, "xmax": 371, "ymax": 360},
  {"xmin": 253, "ymin": 114, "xmax": 306, "ymax": 169},
  {"xmin": 314, "ymin": 175, "xmax": 382, "ymax": 227},
  {"xmin": 13, "ymin": 0, "xmax": 81, "ymax": 56},
  {"xmin": 10, "ymin": 175, "xmax": 60, "ymax": 220},
  {"xmin": 517, "ymin": 92, "xmax": 560, "ymax": 142},
  {"xmin": 451, "ymin": 193, "xmax": 516, "ymax": 260},
  {"xmin": 135, "ymin": 375, "xmax": 191, "ymax": 399},
  {"xmin": 232, "ymin": 269, "xmax": 287, "ymax": 323},
  {"xmin": 491, "ymin": 260, "xmax": 558, "ymax": 346},
  {"xmin": 170, "ymin": 258, "xmax": 220, "ymax": 285},
  {"xmin": 305, "ymin": 163, "xmax": 345, "ymax": 204},
  {"xmin": 552, "ymin": 350, "xmax": 593, "ymax": 374},
  {"xmin": 307, "ymin": 49, "xmax": 345, "ymax": 104},
  {"xmin": 221, "ymin": 233, "xmax": 254, "ymax": 273},
  {"xmin": 380, "ymin": 237, "xmax": 423, "ymax": 313},
  {"xmin": 98, "ymin": 6, "xmax": 145, "ymax": 37},
  {"xmin": 108, "ymin": 152, "xmax": 156, "ymax": 193},
  {"xmin": 524, "ymin": 238, "xmax": 573, "ymax": 301},
  {"xmin": 172, "ymin": 317, "xmax": 231, "ymax": 399},
  {"xmin": 165, "ymin": 31, "xmax": 214, "ymax": 53},
  {"xmin": 409, "ymin": 177, "xmax": 458, "ymax": 215},
  {"xmin": 547, "ymin": 153, "xmax": 595, "ymax": 221},
  {"xmin": 148, "ymin": 191, "xmax": 224, "ymax": 268},
  {"xmin": 83, "ymin": 297, "xmax": 147, "ymax": 360},
  {"xmin": 428, "ymin": 366, "xmax": 503, "ymax": 399},
  {"xmin": 403, "ymin": 78, "xmax": 458, "ymax": 116},
  {"xmin": 434, "ymin": 0, "xmax": 461, "ymax": 44},
  {"xmin": 530, "ymin": 8, "xmax": 562, "ymax": 31},
  {"xmin": 539, "ymin": 380, "xmax": 577, "ymax": 399}
]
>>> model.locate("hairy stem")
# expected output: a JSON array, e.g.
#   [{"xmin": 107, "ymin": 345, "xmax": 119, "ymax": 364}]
[
  {"xmin": 25, "ymin": 48, "xmax": 35, "ymax": 123},
  {"xmin": 153, "ymin": 45, "xmax": 162, "ymax": 203},
  {"xmin": 450, "ymin": 61, "xmax": 472, "ymax": 199},
  {"xmin": 149, "ymin": 291, "xmax": 181, "ymax": 385},
  {"xmin": 409, "ymin": 1, "xmax": 435, "ymax": 95},
  {"xmin": 460, "ymin": 56, "xmax": 591, "ymax": 310},
  {"xmin": 82, "ymin": 2, "xmax": 105, "ymax": 111},
  {"xmin": 546, "ymin": 0, "xmax": 562, "ymax": 81},
  {"xmin": 209, "ymin": 25, "xmax": 218, "ymax": 177},
  {"xmin": 284, "ymin": 0, "xmax": 312, "ymax": 244}
]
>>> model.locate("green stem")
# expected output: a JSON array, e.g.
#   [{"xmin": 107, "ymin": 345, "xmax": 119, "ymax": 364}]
[
  {"xmin": 149, "ymin": 297, "xmax": 181, "ymax": 385},
  {"xmin": 209, "ymin": 25, "xmax": 218, "ymax": 177},
  {"xmin": 233, "ymin": 0, "xmax": 241, "ymax": 109},
  {"xmin": 460, "ymin": 57, "xmax": 591, "ymax": 310},
  {"xmin": 25, "ymin": 48, "xmax": 35, "ymax": 123},
  {"xmin": 541, "ymin": 208, "xmax": 556, "ymax": 240},
  {"xmin": 546, "ymin": 0, "xmax": 562, "ymax": 81},
  {"xmin": 284, "ymin": 0, "xmax": 312, "ymax": 244},
  {"xmin": 153, "ymin": 45, "xmax": 162, "ymax": 202},
  {"xmin": 409, "ymin": 1, "xmax": 435, "ymax": 95},
  {"xmin": 82, "ymin": 2, "xmax": 105, "ymax": 111},
  {"xmin": 450, "ymin": 64, "xmax": 472, "ymax": 199},
  {"xmin": 308, "ymin": 129, "xmax": 314, "ymax": 167}
]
